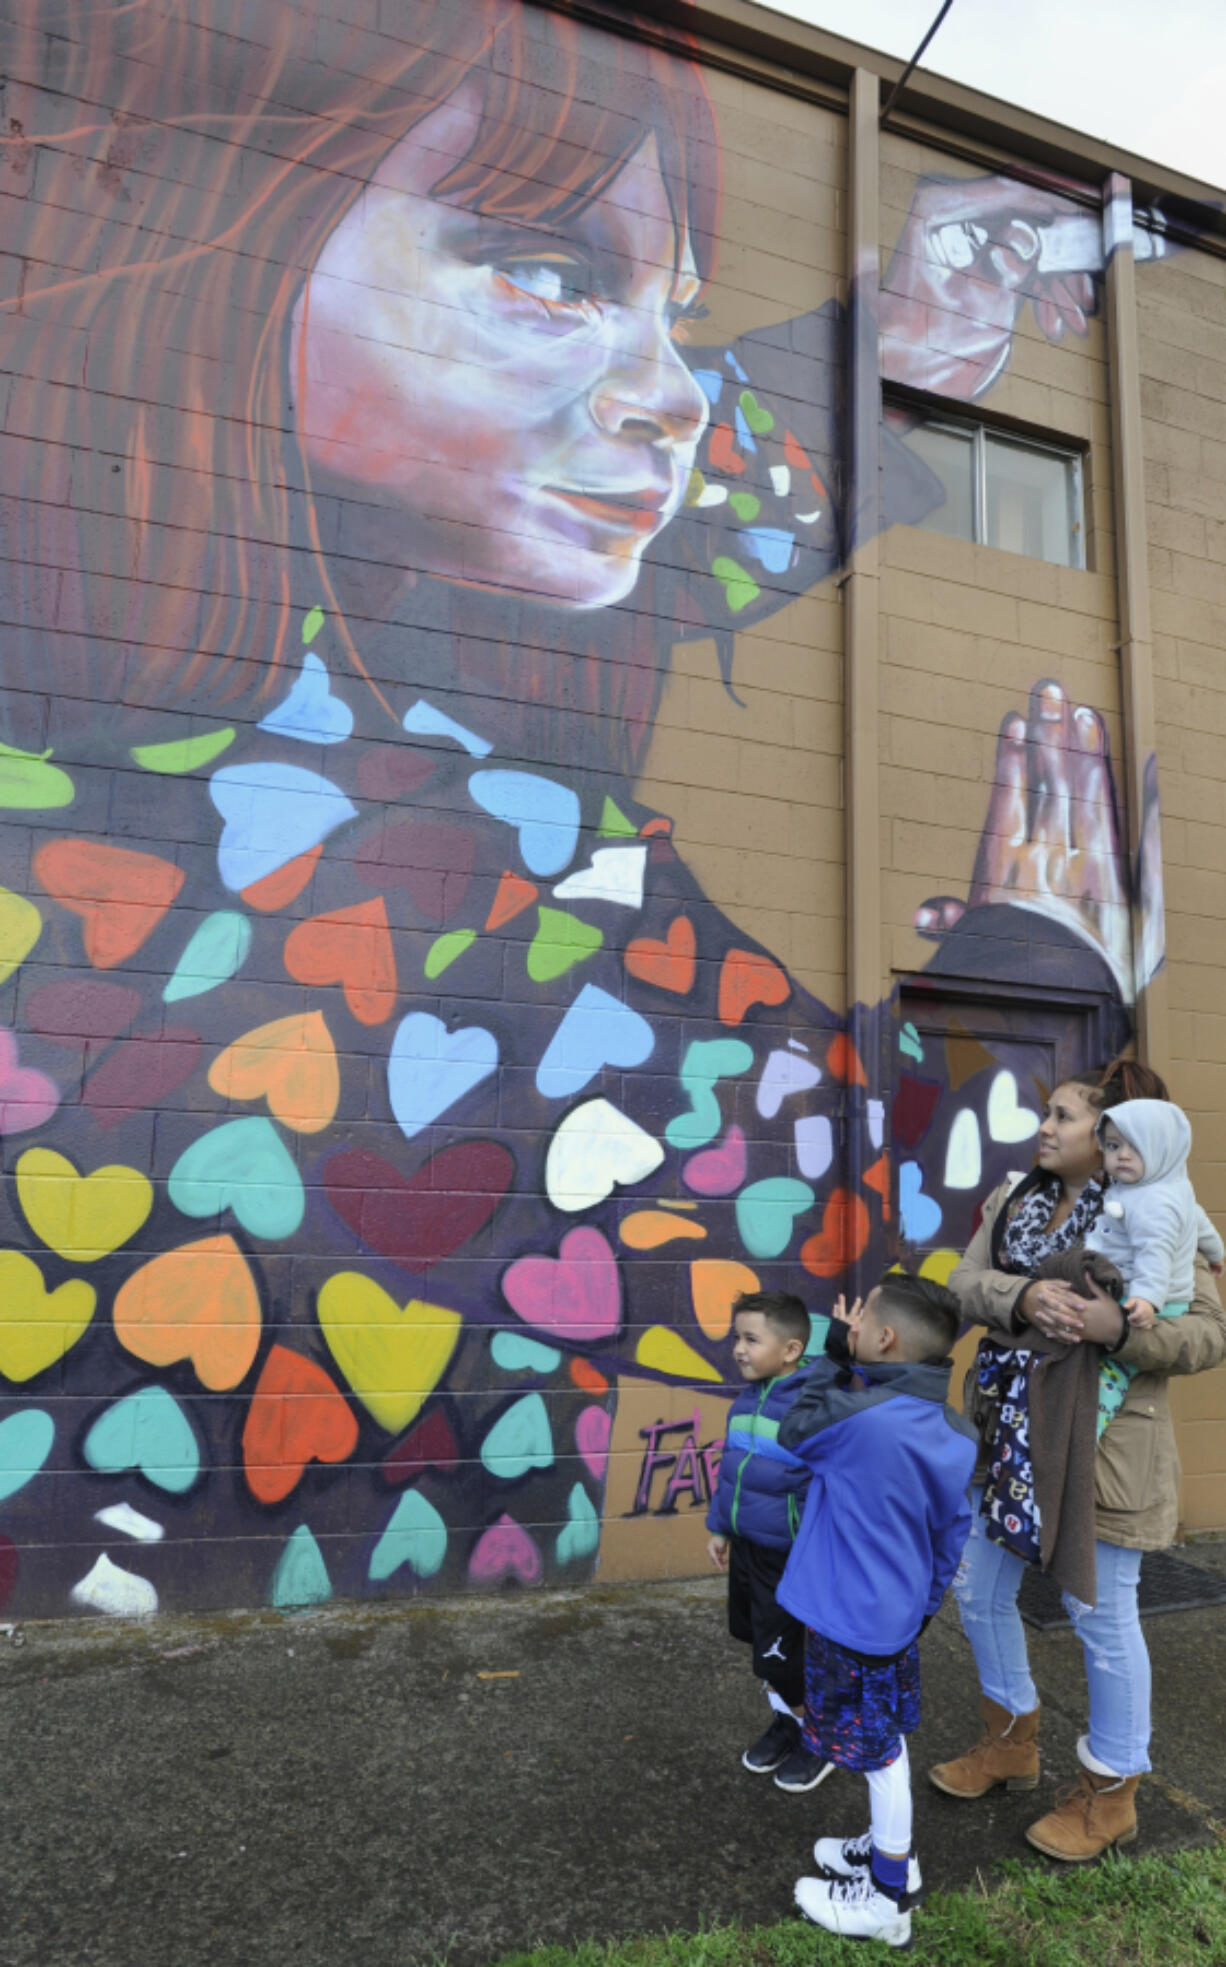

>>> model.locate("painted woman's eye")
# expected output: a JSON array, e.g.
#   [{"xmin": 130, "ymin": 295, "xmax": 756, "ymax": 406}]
[{"xmin": 495, "ymin": 255, "xmax": 594, "ymax": 308}]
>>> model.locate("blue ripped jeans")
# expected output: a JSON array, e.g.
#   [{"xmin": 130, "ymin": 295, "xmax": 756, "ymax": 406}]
[{"xmin": 952, "ymin": 1488, "xmax": 1151, "ymax": 1776}]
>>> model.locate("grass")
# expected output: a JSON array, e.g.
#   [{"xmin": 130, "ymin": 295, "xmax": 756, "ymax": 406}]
[{"xmin": 489, "ymin": 1844, "xmax": 1226, "ymax": 1966}]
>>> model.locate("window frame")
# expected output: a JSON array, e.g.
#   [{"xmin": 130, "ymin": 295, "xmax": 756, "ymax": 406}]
[{"xmin": 884, "ymin": 397, "xmax": 1086, "ymax": 572}]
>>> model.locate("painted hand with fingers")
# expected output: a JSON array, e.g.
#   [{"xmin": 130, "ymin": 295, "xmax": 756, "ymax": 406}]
[
  {"xmin": 880, "ymin": 175, "xmax": 1097, "ymax": 401},
  {"xmin": 915, "ymin": 679, "xmax": 1135, "ymax": 1000}
]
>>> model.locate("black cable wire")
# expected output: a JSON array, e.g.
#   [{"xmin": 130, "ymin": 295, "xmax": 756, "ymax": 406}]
[{"xmin": 879, "ymin": 0, "xmax": 958, "ymax": 124}]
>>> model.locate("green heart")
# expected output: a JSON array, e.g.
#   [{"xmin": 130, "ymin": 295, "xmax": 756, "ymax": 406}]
[
  {"xmin": 527, "ymin": 907, "xmax": 603, "ymax": 984},
  {"xmin": 302, "ymin": 605, "xmax": 325, "ymax": 645},
  {"xmin": 0, "ymin": 742, "xmax": 74, "ymax": 810},
  {"xmin": 711, "ymin": 557, "xmax": 761, "ymax": 616},
  {"xmin": 168, "ymin": 1117, "xmax": 305, "ymax": 1241},
  {"xmin": 131, "ymin": 728, "xmax": 236, "ymax": 774},
  {"xmin": 425, "ymin": 928, "xmax": 476, "ymax": 979},
  {"xmin": 597, "ymin": 796, "xmax": 637, "ymax": 840},
  {"xmin": 729, "ymin": 492, "xmax": 761, "ymax": 523},
  {"xmin": 739, "ymin": 388, "xmax": 775, "ymax": 435}
]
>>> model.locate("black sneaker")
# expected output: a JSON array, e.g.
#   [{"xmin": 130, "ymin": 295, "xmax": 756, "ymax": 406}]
[
  {"xmin": 742, "ymin": 1712, "xmax": 800, "ymax": 1773},
  {"xmin": 775, "ymin": 1747, "xmax": 836, "ymax": 1793}
]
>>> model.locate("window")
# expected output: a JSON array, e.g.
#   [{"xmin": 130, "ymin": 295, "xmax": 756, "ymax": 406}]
[{"xmin": 888, "ymin": 403, "xmax": 1085, "ymax": 569}]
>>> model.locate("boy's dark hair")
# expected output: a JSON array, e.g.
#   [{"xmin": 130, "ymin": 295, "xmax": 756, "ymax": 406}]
[
  {"xmin": 873, "ymin": 1272, "xmax": 960, "ymax": 1362},
  {"xmin": 732, "ymin": 1290, "xmax": 811, "ymax": 1348}
]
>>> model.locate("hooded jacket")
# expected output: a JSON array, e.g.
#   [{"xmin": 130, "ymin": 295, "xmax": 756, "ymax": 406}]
[
  {"xmin": 775, "ymin": 1356, "xmax": 977, "ymax": 1657},
  {"xmin": 706, "ymin": 1365, "xmax": 811, "ymax": 1553},
  {"xmin": 1086, "ymin": 1099, "xmax": 1223, "ymax": 1308}
]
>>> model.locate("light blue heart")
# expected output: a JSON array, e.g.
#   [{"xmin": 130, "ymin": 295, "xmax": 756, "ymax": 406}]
[
  {"xmin": 535, "ymin": 985, "xmax": 654, "ymax": 1100},
  {"xmin": 388, "ymin": 1012, "xmax": 498, "ymax": 1141},
  {"xmin": 0, "ymin": 1409, "xmax": 54, "ymax": 1504},
  {"xmin": 733, "ymin": 403, "xmax": 757, "ymax": 454},
  {"xmin": 900, "ymin": 1161, "xmax": 942, "ymax": 1243},
  {"xmin": 210, "ymin": 763, "xmax": 357, "ymax": 892},
  {"xmin": 369, "ymin": 1490, "xmax": 448, "ymax": 1582},
  {"xmin": 691, "ymin": 368, "xmax": 724, "ymax": 406},
  {"xmin": 491, "ymin": 1332, "xmax": 562, "ymax": 1375},
  {"xmin": 270, "ymin": 1524, "xmax": 332, "ymax": 1608},
  {"xmin": 468, "ymin": 770, "xmax": 581, "ymax": 877},
  {"xmin": 480, "ymin": 1393, "xmax": 554, "ymax": 1481},
  {"xmin": 258, "ymin": 652, "xmax": 353, "ymax": 745},
  {"xmin": 736, "ymin": 1177, "xmax": 816, "ymax": 1259},
  {"xmin": 168, "ymin": 1116, "xmax": 305, "ymax": 1240},
  {"xmin": 665, "ymin": 1039, "xmax": 755, "ymax": 1150},
  {"xmin": 84, "ymin": 1387, "xmax": 200, "ymax": 1494},
  {"xmin": 403, "ymin": 699, "xmax": 492, "ymax": 758},
  {"xmin": 163, "ymin": 910, "xmax": 252, "ymax": 1002},
  {"xmin": 556, "ymin": 1482, "xmax": 600, "ymax": 1565},
  {"xmin": 743, "ymin": 527, "xmax": 796, "ymax": 575}
]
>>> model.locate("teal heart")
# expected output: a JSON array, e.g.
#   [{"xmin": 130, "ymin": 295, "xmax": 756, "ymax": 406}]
[
  {"xmin": 900, "ymin": 1020, "xmax": 925, "ymax": 1063},
  {"xmin": 556, "ymin": 1482, "xmax": 600, "ymax": 1565},
  {"xmin": 491, "ymin": 1332, "xmax": 562, "ymax": 1375},
  {"xmin": 164, "ymin": 910, "xmax": 251, "ymax": 1002},
  {"xmin": 735, "ymin": 1176, "xmax": 816, "ymax": 1259},
  {"xmin": 369, "ymin": 1490, "xmax": 448, "ymax": 1582},
  {"xmin": 0, "ymin": 1408, "xmax": 54, "ymax": 1503},
  {"xmin": 169, "ymin": 1117, "xmax": 304, "ymax": 1240},
  {"xmin": 270, "ymin": 1524, "xmax": 332, "ymax": 1608},
  {"xmin": 665, "ymin": 1039, "xmax": 755, "ymax": 1151},
  {"xmin": 480, "ymin": 1393, "xmax": 554, "ymax": 1481},
  {"xmin": 83, "ymin": 1386, "xmax": 200, "ymax": 1494}
]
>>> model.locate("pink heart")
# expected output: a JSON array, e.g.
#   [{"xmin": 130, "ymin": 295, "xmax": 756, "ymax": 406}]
[
  {"xmin": 501, "ymin": 1227, "xmax": 622, "ymax": 1342},
  {"xmin": 575, "ymin": 1406, "xmax": 612, "ymax": 1481},
  {"xmin": 683, "ymin": 1124, "xmax": 747, "ymax": 1197},
  {"xmin": 0, "ymin": 1028, "xmax": 59, "ymax": 1134},
  {"xmin": 468, "ymin": 1513, "xmax": 542, "ymax": 1585}
]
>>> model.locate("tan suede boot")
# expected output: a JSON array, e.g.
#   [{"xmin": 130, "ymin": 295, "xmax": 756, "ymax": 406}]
[
  {"xmin": 928, "ymin": 1696, "xmax": 1040, "ymax": 1798},
  {"xmin": 1025, "ymin": 1768, "xmax": 1140, "ymax": 1862}
]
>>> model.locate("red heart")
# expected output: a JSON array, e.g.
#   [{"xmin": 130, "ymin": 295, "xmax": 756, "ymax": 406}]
[
  {"xmin": 354, "ymin": 822, "xmax": 474, "ymax": 924},
  {"xmin": 625, "ymin": 916, "xmax": 696, "ymax": 994},
  {"xmin": 84, "ymin": 1027, "xmax": 201, "ymax": 1129},
  {"xmin": 324, "ymin": 1142, "xmax": 514, "ymax": 1269},
  {"xmin": 382, "ymin": 1407, "xmax": 459, "ymax": 1487},
  {"xmin": 35, "ymin": 840, "xmax": 185, "ymax": 969},
  {"xmin": 501, "ymin": 1227, "xmax": 622, "ymax": 1343},
  {"xmin": 800, "ymin": 1189, "xmax": 870, "ymax": 1280},
  {"xmin": 717, "ymin": 947, "xmax": 790, "ymax": 1026},
  {"xmin": 24, "ymin": 980, "xmax": 142, "ymax": 1051},
  {"xmin": 242, "ymin": 1344, "xmax": 359, "ymax": 1504},
  {"xmin": 283, "ymin": 897, "xmax": 397, "ymax": 1026}
]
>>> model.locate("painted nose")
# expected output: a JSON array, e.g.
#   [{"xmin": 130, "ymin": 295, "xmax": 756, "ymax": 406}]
[{"xmin": 589, "ymin": 311, "xmax": 708, "ymax": 447}]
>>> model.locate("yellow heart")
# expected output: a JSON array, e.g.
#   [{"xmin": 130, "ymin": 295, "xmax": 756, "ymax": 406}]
[
  {"xmin": 0, "ymin": 887, "xmax": 41, "ymax": 984},
  {"xmin": 0, "ymin": 1250, "xmax": 95, "ymax": 1381},
  {"xmin": 17, "ymin": 1149, "xmax": 153, "ymax": 1262},
  {"xmin": 208, "ymin": 1011, "xmax": 340, "ymax": 1134},
  {"xmin": 317, "ymin": 1273, "xmax": 460, "ymax": 1434}
]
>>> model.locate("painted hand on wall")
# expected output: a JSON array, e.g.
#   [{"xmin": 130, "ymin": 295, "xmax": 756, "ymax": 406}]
[
  {"xmin": 880, "ymin": 177, "xmax": 1098, "ymax": 400},
  {"xmin": 914, "ymin": 679, "xmax": 1140, "ymax": 1001}
]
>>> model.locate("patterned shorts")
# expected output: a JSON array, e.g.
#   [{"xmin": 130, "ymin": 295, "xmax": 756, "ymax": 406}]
[{"xmin": 801, "ymin": 1627, "xmax": 921, "ymax": 1772}]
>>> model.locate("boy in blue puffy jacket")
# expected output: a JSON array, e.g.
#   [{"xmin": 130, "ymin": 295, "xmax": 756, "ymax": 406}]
[
  {"xmin": 780, "ymin": 1273, "xmax": 977, "ymax": 1952},
  {"xmin": 706, "ymin": 1291, "xmax": 833, "ymax": 1795}
]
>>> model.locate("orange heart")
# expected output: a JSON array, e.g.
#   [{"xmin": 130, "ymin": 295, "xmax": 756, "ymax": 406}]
[
  {"xmin": 113, "ymin": 1234, "xmax": 262, "ymax": 1391},
  {"xmin": 34, "ymin": 840, "xmax": 184, "ymax": 970},
  {"xmin": 208, "ymin": 1011, "xmax": 339, "ymax": 1133},
  {"xmin": 625, "ymin": 915, "xmax": 696, "ymax": 995},
  {"xmin": 242, "ymin": 1344, "xmax": 359, "ymax": 1504},
  {"xmin": 241, "ymin": 844, "xmax": 322, "ymax": 913},
  {"xmin": 570, "ymin": 1357, "xmax": 609, "ymax": 1395},
  {"xmin": 283, "ymin": 897, "xmax": 397, "ymax": 1026},
  {"xmin": 800, "ymin": 1189, "xmax": 870, "ymax": 1280},
  {"xmin": 827, "ymin": 1033, "xmax": 867, "ymax": 1087},
  {"xmin": 485, "ymin": 870, "xmax": 538, "ymax": 932},
  {"xmin": 690, "ymin": 1258, "xmax": 760, "ymax": 1340},
  {"xmin": 717, "ymin": 947, "xmax": 790, "ymax": 1026},
  {"xmin": 863, "ymin": 1153, "xmax": 891, "ymax": 1221}
]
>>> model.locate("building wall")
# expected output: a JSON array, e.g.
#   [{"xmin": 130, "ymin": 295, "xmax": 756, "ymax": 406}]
[{"xmin": 0, "ymin": 0, "xmax": 1220, "ymax": 1619}]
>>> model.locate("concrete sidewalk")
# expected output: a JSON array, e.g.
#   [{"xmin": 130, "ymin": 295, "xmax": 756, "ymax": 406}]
[{"xmin": 2, "ymin": 1548, "xmax": 1224, "ymax": 1967}]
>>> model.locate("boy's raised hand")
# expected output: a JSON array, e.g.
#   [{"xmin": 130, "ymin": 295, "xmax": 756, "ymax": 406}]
[
  {"xmin": 707, "ymin": 1533, "xmax": 730, "ymax": 1572},
  {"xmin": 832, "ymin": 1293, "xmax": 863, "ymax": 1327}
]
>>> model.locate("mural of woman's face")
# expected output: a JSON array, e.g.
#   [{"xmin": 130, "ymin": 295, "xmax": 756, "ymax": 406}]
[{"xmin": 292, "ymin": 83, "xmax": 709, "ymax": 612}]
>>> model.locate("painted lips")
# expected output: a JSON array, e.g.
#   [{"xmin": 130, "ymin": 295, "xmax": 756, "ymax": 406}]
[{"xmin": 545, "ymin": 483, "xmax": 673, "ymax": 535}]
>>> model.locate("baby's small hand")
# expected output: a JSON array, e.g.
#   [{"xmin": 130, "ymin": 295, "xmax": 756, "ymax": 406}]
[
  {"xmin": 707, "ymin": 1534, "xmax": 730, "ymax": 1571},
  {"xmin": 1126, "ymin": 1296, "xmax": 1157, "ymax": 1330}
]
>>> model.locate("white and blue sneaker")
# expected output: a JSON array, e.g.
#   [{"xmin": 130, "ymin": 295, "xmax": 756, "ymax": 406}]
[
  {"xmin": 812, "ymin": 1827, "xmax": 923, "ymax": 1904},
  {"xmin": 794, "ymin": 1869, "xmax": 912, "ymax": 1949}
]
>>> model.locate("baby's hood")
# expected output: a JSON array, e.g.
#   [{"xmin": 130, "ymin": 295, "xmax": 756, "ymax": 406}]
[{"xmin": 1099, "ymin": 1098, "xmax": 1191, "ymax": 1186}]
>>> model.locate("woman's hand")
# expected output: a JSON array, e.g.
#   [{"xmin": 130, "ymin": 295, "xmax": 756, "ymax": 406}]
[{"xmin": 1019, "ymin": 1277, "xmax": 1087, "ymax": 1341}]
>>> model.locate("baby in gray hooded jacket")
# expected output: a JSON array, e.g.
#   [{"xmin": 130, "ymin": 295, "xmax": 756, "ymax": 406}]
[{"xmin": 1085, "ymin": 1097, "xmax": 1223, "ymax": 1433}]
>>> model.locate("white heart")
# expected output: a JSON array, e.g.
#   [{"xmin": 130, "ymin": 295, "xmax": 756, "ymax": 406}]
[
  {"xmin": 987, "ymin": 1070, "xmax": 1039, "ymax": 1145},
  {"xmin": 756, "ymin": 1048, "xmax": 822, "ymax": 1119},
  {"xmin": 795, "ymin": 1113, "xmax": 833, "ymax": 1180},
  {"xmin": 545, "ymin": 1098, "xmax": 664, "ymax": 1213},
  {"xmin": 70, "ymin": 1553, "xmax": 158, "ymax": 1618},
  {"xmin": 553, "ymin": 846, "xmax": 647, "ymax": 910},
  {"xmin": 945, "ymin": 1108, "xmax": 982, "ymax": 1190}
]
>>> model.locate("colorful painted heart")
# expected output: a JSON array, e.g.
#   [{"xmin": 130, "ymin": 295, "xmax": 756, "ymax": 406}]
[
  {"xmin": 210, "ymin": 762, "xmax": 356, "ymax": 892},
  {"xmin": 801, "ymin": 1188, "xmax": 871, "ymax": 1279},
  {"xmin": 501, "ymin": 1226, "xmax": 622, "ymax": 1343},
  {"xmin": 0, "ymin": 1408, "xmax": 55, "ymax": 1502},
  {"xmin": 619, "ymin": 1211, "xmax": 706, "ymax": 1250},
  {"xmin": 0, "ymin": 1027, "xmax": 59, "ymax": 1135},
  {"xmin": 553, "ymin": 846, "xmax": 647, "ymax": 910},
  {"xmin": 665, "ymin": 1039, "xmax": 754, "ymax": 1151},
  {"xmin": 682, "ymin": 1124, "xmax": 748, "ymax": 1197},
  {"xmin": 112, "ymin": 1235, "xmax": 262, "ymax": 1391},
  {"xmin": 690, "ymin": 1258, "xmax": 760, "ymax": 1341},
  {"xmin": 467, "ymin": 1513, "xmax": 542, "ymax": 1585},
  {"xmin": 387, "ymin": 1012, "xmax": 499, "ymax": 1140},
  {"xmin": 635, "ymin": 1327, "xmax": 721, "ymax": 1382},
  {"xmin": 794, "ymin": 1112, "xmax": 834, "ymax": 1180},
  {"xmin": 526, "ymin": 906, "xmax": 603, "ymax": 984},
  {"xmin": 283, "ymin": 897, "xmax": 397, "ymax": 1026},
  {"xmin": 556, "ymin": 1482, "xmax": 600, "ymax": 1565},
  {"xmin": 987, "ymin": 1069, "xmax": 1039, "ymax": 1144},
  {"xmin": 382, "ymin": 1407, "xmax": 459, "ymax": 1488},
  {"xmin": 624, "ymin": 915, "xmax": 696, "ymax": 995},
  {"xmin": 574, "ymin": 1406, "xmax": 611, "ymax": 1481},
  {"xmin": 403, "ymin": 699, "xmax": 493, "ymax": 758},
  {"xmin": 242, "ymin": 1345, "xmax": 359, "ymax": 1505},
  {"xmin": 735, "ymin": 1176, "xmax": 816, "ymax": 1259},
  {"xmin": 756, "ymin": 1046, "xmax": 822, "ymax": 1118},
  {"xmin": 491, "ymin": 1332, "xmax": 562, "ymax": 1374},
  {"xmin": 0, "ymin": 1252, "xmax": 95, "ymax": 1382},
  {"xmin": 480, "ymin": 1392, "xmax": 554, "ymax": 1480},
  {"xmin": 168, "ymin": 1117, "xmax": 305, "ymax": 1241},
  {"xmin": 208, "ymin": 1011, "xmax": 340, "ymax": 1134},
  {"xmin": 258, "ymin": 651, "xmax": 354, "ymax": 744},
  {"xmin": 16, "ymin": 1148, "xmax": 153, "ymax": 1262},
  {"xmin": 316, "ymin": 1273, "xmax": 461, "ymax": 1435},
  {"xmin": 369, "ymin": 1489, "xmax": 448, "ymax": 1582},
  {"xmin": 467, "ymin": 769, "xmax": 580, "ymax": 876},
  {"xmin": 269, "ymin": 1525, "xmax": 332, "ymax": 1608},
  {"xmin": 84, "ymin": 1028, "xmax": 201, "ymax": 1130},
  {"xmin": 163, "ymin": 911, "xmax": 251, "ymax": 1002},
  {"xmin": 544, "ymin": 1098, "xmax": 664, "ymax": 1213},
  {"xmin": 33, "ymin": 839, "xmax": 185, "ymax": 969},
  {"xmin": 323, "ymin": 1141, "xmax": 513, "ymax": 1269},
  {"xmin": 535, "ymin": 986, "xmax": 654, "ymax": 1100},
  {"xmin": 717, "ymin": 948, "xmax": 790, "ymax": 1026},
  {"xmin": 83, "ymin": 1385, "xmax": 201, "ymax": 1494},
  {"xmin": 0, "ymin": 887, "xmax": 42, "ymax": 985}
]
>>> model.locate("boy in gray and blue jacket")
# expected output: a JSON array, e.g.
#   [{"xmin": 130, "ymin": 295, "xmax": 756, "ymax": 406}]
[{"xmin": 707, "ymin": 1290, "xmax": 833, "ymax": 1796}]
